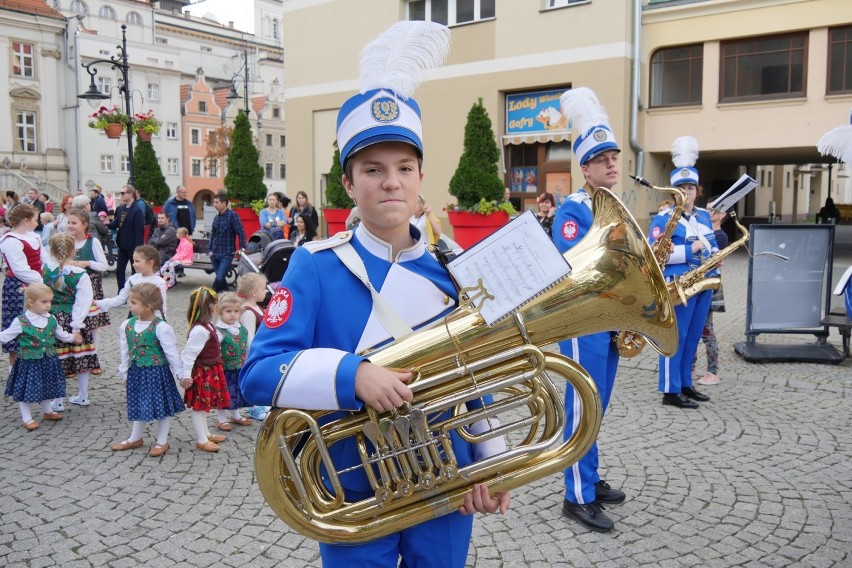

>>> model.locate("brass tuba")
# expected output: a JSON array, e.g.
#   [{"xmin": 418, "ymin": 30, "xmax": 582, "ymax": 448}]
[{"xmin": 254, "ymin": 188, "xmax": 678, "ymax": 544}]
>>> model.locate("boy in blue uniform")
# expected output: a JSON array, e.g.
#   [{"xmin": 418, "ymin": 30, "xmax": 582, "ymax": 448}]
[
  {"xmin": 239, "ymin": 21, "xmax": 509, "ymax": 568},
  {"xmin": 648, "ymin": 136, "xmax": 718, "ymax": 409},
  {"xmin": 552, "ymin": 88, "xmax": 626, "ymax": 532}
]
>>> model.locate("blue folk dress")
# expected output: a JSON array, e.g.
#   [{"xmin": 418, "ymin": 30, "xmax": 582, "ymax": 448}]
[
  {"xmin": 123, "ymin": 317, "xmax": 185, "ymax": 421},
  {"xmin": 3, "ymin": 313, "xmax": 67, "ymax": 403}
]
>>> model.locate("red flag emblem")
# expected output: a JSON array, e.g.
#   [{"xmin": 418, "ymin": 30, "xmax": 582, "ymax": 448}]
[
  {"xmin": 264, "ymin": 288, "xmax": 293, "ymax": 328},
  {"xmin": 561, "ymin": 220, "xmax": 579, "ymax": 241}
]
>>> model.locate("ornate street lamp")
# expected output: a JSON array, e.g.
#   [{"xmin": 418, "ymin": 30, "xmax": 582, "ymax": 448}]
[
  {"xmin": 226, "ymin": 48, "xmax": 251, "ymax": 115},
  {"xmin": 78, "ymin": 24, "xmax": 136, "ymax": 185}
]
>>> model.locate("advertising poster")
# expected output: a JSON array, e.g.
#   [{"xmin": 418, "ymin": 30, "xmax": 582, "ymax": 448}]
[
  {"xmin": 506, "ymin": 89, "xmax": 569, "ymax": 135},
  {"xmin": 510, "ymin": 167, "xmax": 538, "ymax": 193}
]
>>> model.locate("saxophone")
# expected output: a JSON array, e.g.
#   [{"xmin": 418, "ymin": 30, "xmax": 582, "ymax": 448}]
[
  {"xmin": 668, "ymin": 210, "xmax": 749, "ymax": 306},
  {"xmin": 615, "ymin": 177, "xmax": 686, "ymax": 358}
]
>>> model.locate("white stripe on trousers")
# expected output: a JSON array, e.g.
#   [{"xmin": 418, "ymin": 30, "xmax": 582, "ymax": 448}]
[{"xmin": 569, "ymin": 337, "xmax": 584, "ymax": 504}]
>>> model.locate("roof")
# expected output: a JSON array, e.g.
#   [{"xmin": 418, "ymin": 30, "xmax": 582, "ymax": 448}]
[
  {"xmin": 251, "ymin": 95, "xmax": 266, "ymax": 117},
  {"xmin": 0, "ymin": 0, "xmax": 65, "ymax": 19},
  {"xmin": 213, "ymin": 87, "xmax": 231, "ymax": 116}
]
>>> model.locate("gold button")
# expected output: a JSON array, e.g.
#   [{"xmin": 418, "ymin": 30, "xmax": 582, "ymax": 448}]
[{"xmin": 443, "ymin": 296, "xmax": 450, "ymax": 305}]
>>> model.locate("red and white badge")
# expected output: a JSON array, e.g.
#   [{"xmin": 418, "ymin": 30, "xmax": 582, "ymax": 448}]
[
  {"xmin": 651, "ymin": 226, "xmax": 662, "ymax": 240},
  {"xmin": 561, "ymin": 220, "xmax": 579, "ymax": 241},
  {"xmin": 264, "ymin": 287, "xmax": 293, "ymax": 328}
]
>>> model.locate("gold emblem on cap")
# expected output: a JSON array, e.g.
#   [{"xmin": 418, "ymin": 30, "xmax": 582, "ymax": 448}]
[
  {"xmin": 372, "ymin": 97, "xmax": 400, "ymax": 123},
  {"xmin": 593, "ymin": 129, "xmax": 607, "ymax": 142},
  {"xmin": 680, "ymin": 169, "xmax": 690, "ymax": 177}
]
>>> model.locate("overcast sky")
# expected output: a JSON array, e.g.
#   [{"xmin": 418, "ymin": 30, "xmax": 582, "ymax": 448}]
[{"xmin": 185, "ymin": 0, "xmax": 254, "ymax": 33}]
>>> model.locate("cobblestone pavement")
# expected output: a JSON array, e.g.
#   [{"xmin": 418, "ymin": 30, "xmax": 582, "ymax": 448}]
[{"xmin": 1, "ymin": 241, "xmax": 851, "ymax": 567}]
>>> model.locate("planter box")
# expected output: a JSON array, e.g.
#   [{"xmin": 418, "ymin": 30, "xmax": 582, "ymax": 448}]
[
  {"xmin": 323, "ymin": 208, "xmax": 351, "ymax": 237},
  {"xmin": 447, "ymin": 210, "xmax": 509, "ymax": 249},
  {"xmin": 234, "ymin": 207, "xmax": 261, "ymax": 238}
]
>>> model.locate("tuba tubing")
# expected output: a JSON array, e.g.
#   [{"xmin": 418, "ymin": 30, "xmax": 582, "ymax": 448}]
[{"xmin": 254, "ymin": 188, "xmax": 678, "ymax": 544}]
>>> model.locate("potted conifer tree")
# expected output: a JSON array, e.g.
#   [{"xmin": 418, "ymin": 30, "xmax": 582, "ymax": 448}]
[
  {"xmin": 323, "ymin": 141, "xmax": 355, "ymax": 236},
  {"xmin": 447, "ymin": 98, "xmax": 515, "ymax": 248},
  {"xmin": 225, "ymin": 111, "xmax": 266, "ymax": 236}
]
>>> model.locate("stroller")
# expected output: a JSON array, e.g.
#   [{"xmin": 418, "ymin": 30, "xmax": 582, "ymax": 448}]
[
  {"xmin": 246, "ymin": 230, "xmax": 274, "ymax": 254},
  {"xmin": 239, "ymin": 238, "xmax": 296, "ymax": 296}
]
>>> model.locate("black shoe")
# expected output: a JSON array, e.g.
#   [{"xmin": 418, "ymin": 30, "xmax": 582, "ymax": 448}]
[
  {"xmin": 562, "ymin": 500, "xmax": 614, "ymax": 532},
  {"xmin": 662, "ymin": 393, "xmax": 699, "ymax": 409},
  {"xmin": 681, "ymin": 386, "xmax": 710, "ymax": 402},
  {"xmin": 595, "ymin": 480, "xmax": 625, "ymax": 504}
]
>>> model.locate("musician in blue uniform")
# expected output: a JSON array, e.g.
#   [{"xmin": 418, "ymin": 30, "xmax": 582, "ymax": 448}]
[
  {"xmin": 648, "ymin": 136, "xmax": 718, "ymax": 409},
  {"xmin": 239, "ymin": 21, "xmax": 509, "ymax": 568},
  {"xmin": 552, "ymin": 88, "xmax": 626, "ymax": 533}
]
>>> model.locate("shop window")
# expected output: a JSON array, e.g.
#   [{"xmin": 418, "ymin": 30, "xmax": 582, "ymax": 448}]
[
  {"xmin": 828, "ymin": 26, "xmax": 852, "ymax": 94},
  {"xmin": 720, "ymin": 33, "xmax": 806, "ymax": 102},
  {"xmin": 650, "ymin": 44, "xmax": 703, "ymax": 107},
  {"xmin": 408, "ymin": 0, "xmax": 494, "ymax": 26},
  {"xmin": 546, "ymin": 141, "xmax": 571, "ymax": 162}
]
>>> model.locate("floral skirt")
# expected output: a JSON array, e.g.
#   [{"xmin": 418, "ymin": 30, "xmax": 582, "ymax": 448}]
[
  {"xmin": 54, "ymin": 310, "xmax": 100, "ymax": 375},
  {"xmin": 4, "ymin": 356, "xmax": 66, "ymax": 403},
  {"xmin": 184, "ymin": 363, "xmax": 231, "ymax": 412},
  {"xmin": 86, "ymin": 271, "xmax": 111, "ymax": 329},
  {"xmin": 224, "ymin": 367, "xmax": 247, "ymax": 409},
  {"xmin": 126, "ymin": 364, "xmax": 185, "ymax": 422},
  {"xmin": 1, "ymin": 276, "xmax": 25, "ymax": 353}
]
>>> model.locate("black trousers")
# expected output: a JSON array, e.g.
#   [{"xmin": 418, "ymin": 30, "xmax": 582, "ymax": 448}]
[{"xmin": 115, "ymin": 247, "xmax": 136, "ymax": 291}]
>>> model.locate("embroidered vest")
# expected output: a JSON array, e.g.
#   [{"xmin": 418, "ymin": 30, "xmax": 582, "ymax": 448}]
[
  {"xmin": 74, "ymin": 237, "xmax": 99, "ymax": 275},
  {"xmin": 43, "ymin": 268, "xmax": 84, "ymax": 313},
  {"xmin": 243, "ymin": 305, "xmax": 262, "ymax": 329},
  {"xmin": 125, "ymin": 317, "xmax": 166, "ymax": 368},
  {"xmin": 218, "ymin": 324, "xmax": 247, "ymax": 370},
  {"xmin": 18, "ymin": 315, "xmax": 57, "ymax": 360},
  {"xmin": 3, "ymin": 235, "xmax": 42, "ymax": 278},
  {"xmin": 194, "ymin": 323, "xmax": 223, "ymax": 366}
]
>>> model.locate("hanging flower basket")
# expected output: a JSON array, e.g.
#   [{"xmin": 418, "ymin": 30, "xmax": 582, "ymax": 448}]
[
  {"xmin": 131, "ymin": 110, "xmax": 161, "ymax": 141},
  {"xmin": 137, "ymin": 130, "xmax": 152, "ymax": 142},
  {"xmin": 88, "ymin": 105, "xmax": 128, "ymax": 137},
  {"xmin": 104, "ymin": 123, "xmax": 124, "ymax": 139}
]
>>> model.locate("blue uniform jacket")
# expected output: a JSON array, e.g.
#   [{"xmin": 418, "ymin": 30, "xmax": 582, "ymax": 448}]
[
  {"xmin": 553, "ymin": 188, "xmax": 593, "ymax": 254},
  {"xmin": 649, "ymin": 206, "xmax": 719, "ymax": 278}
]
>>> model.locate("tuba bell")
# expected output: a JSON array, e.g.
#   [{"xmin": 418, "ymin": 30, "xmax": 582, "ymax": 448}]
[{"xmin": 254, "ymin": 188, "xmax": 678, "ymax": 544}]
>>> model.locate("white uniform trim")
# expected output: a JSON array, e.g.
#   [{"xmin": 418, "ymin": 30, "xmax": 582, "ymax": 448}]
[
  {"xmin": 568, "ymin": 336, "xmax": 584, "ymax": 504},
  {"xmin": 275, "ymin": 348, "xmax": 347, "ymax": 410},
  {"xmin": 336, "ymin": 91, "xmax": 423, "ymax": 163}
]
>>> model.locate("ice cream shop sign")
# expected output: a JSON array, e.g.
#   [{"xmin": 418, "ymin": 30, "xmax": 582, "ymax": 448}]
[{"xmin": 506, "ymin": 89, "xmax": 569, "ymax": 134}]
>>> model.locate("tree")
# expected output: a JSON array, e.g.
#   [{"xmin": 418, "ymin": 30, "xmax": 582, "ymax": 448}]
[
  {"xmin": 325, "ymin": 141, "xmax": 354, "ymax": 209},
  {"xmin": 133, "ymin": 140, "xmax": 169, "ymax": 205},
  {"xmin": 224, "ymin": 112, "xmax": 266, "ymax": 205},
  {"xmin": 448, "ymin": 98, "xmax": 505, "ymax": 211}
]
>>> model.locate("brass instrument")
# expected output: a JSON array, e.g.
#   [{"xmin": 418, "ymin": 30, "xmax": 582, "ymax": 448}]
[
  {"xmin": 254, "ymin": 188, "xmax": 678, "ymax": 544},
  {"xmin": 616, "ymin": 177, "xmax": 687, "ymax": 357},
  {"xmin": 669, "ymin": 210, "xmax": 749, "ymax": 306}
]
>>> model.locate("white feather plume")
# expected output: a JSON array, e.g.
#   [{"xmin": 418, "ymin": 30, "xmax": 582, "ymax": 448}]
[
  {"xmin": 358, "ymin": 21, "xmax": 451, "ymax": 100},
  {"xmin": 560, "ymin": 87, "xmax": 611, "ymax": 136},
  {"xmin": 817, "ymin": 125, "xmax": 852, "ymax": 165},
  {"xmin": 671, "ymin": 136, "xmax": 699, "ymax": 169}
]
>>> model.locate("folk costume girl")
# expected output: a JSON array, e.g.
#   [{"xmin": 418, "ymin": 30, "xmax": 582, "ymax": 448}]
[
  {"xmin": 238, "ymin": 273, "xmax": 270, "ymax": 421},
  {"xmin": 214, "ymin": 292, "xmax": 252, "ymax": 428},
  {"xmin": 179, "ymin": 287, "xmax": 230, "ymax": 452},
  {"xmin": 111, "ymin": 284, "xmax": 184, "ymax": 457},
  {"xmin": 0, "ymin": 283, "xmax": 75, "ymax": 430},
  {"xmin": 44, "ymin": 234, "xmax": 100, "ymax": 409},
  {"xmin": 0, "ymin": 203, "xmax": 44, "ymax": 367},
  {"xmin": 67, "ymin": 208, "xmax": 111, "ymax": 331},
  {"xmin": 98, "ymin": 245, "xmax": 168, "ymax": 321}
]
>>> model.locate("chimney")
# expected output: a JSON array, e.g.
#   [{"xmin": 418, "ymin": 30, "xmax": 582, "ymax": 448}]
[
  {"xmin": 184, "ymin": 10, "xmax": 190, "ymax": 19},
  {"xmin": 229, "ymin": 21, "xmax": 234, "ymax": 29}
]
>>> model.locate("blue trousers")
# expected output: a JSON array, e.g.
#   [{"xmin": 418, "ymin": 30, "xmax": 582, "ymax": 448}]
[
  {"xmin": 659, "ymin": 289, "xmax": 713, "ymax": 393},
  {"xmin": 210, "ymin": 254, "xmax": 232, "ymax": 292},
  {"xmin": 559, "ymin": 332, "xmax": 619, "ymax": 505},
  {"xmin": 319, "ymin": 511, "xmax": 473, "ymax": 568}
]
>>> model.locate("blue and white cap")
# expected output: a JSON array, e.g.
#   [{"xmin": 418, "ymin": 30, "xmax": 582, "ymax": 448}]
[
  {"xmin": 560, "ymin": 87, "xmax": 620, "ymax": 166},
  {"xmin": 669, "ymin": 136, "xmax": 700, "ymax": 186},
  {"xmin": 337, "ymin": 89, "xmax": 423, "ymax": 168},
  {"xmin": 336, "ymin": 21, "xmax": 450, "ymax": 168}
]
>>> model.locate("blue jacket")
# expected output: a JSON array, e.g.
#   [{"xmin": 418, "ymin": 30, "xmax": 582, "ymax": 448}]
[
  {"xmin": 649, "ymin": 206, "xmax": 719, "ymax": 278},
  {"xmin": 163, "ymin": 196, "xmax": 196, "ymax": 233},
  {"xmin": 110, "ymin": 200, "xmax": 145, "ymax": 252}
]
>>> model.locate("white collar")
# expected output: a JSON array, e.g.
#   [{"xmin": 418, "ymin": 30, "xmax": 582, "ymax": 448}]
[
  {"xmin": 215, "ymin": 319, "xmax": 241, "ymax": 333},
  {"xmin": 354, "ymin": 224, "xmax": 425, "ymax": 263},
  {"xmin": 24, "ymin": 310, "xmax": 50, "ymax": 326}
]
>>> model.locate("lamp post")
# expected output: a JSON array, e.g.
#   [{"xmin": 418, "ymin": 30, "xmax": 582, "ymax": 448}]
[
  {"xmin": 226, "ymin": 48, "xmax": 250, "ymax": 114},
  {"xmin": 78, "ymin": 24, "xmax": 135, "ymax": 185}
]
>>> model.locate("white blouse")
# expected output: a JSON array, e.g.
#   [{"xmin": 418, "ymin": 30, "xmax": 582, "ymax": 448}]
[
  {"xmin": 179, "ymin": 324, "xmax": 223, "ymax": 379},
  {"xmin": 0, "ymin": 310, "xmax": 76, "ymax": 344},
  {"xmin": 97, "ymin": 273, "xmax": 168, "ymax": 320}
]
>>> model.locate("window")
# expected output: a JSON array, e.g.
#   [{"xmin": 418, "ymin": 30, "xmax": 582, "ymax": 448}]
[
  {"xmin": 828, "ymin": 26, "xmax": 852, "ymax": 94},
  {"xmin": 272, "ymin": 19, "xmax": 280, "ymax": 40},
  {"xmin": 208, "ymin": 159, "xmax": 219, "ymax": 177},
  {"xmin": 280, "ymin": 164, "xmax": 286, "ymax": 179},
  {"xmin": 546, "ymin": 141, "xmax": 571, "ymax": 162},
  {"xmin": 280, "ymin": 135, "xmax": 286, "ymax": 147},
  {"xmin": 190, "ymin": 128, "xmax": 200, "ymax": 144},
  {"xmin": 165, "ymin": 122, "xmax": 177, "ymax": 139},
  {"xmin": 408, "ymin": 0, "xmax": 495, "ymax": 25},
  {"xmin": 97, "ymin": 77, "xmax": 111, "ymax": 95},
  {"xmin": 167, "ymin": 158, "xmax": 178, "ymax": 175},
  {"xmin": 199, "ymin": 101, "xmax": 207, "ymax": 113},
  {"xmin": 265, "ymin": 163, "xmax": 273, "ymax": 178},
  {"xmin": 266, "ymin": 134, "xmax": 273, "ymax": 146},
  {"xmin": 70, "ymin": 0, "xmax": 87, "ymax": 15},
  {"xmin": 191, "ymin": 158, "xmax": 202, "ymax": 177},
  {"xmin": 546, "ymin": 0, "xmax": 588, "ymax": 7},
  {"xmin": 147, "ymin": 83, "xmax": 159, "ymax": 101},
  {"xmin": 16, "ymin": 111, "xmax": 37, "ymax": 152},
  {"xmin": 650, "ymin": 44, "xmax": 703, "ymax": 107},
  {"xmin": 98, "ymin": 5, "xmax": 116, "ymax": 19},
  {"xmin": 721, "ymin": 33, "xmax": 807, "ymax": 102},
  {"xmin": 120, "ymin": 156, "xmax": 130, "ymax": 174},
  {"xmin": 127, "ymin": 11, "xmax": 142, "ymax": 25},
  {"xmin": 11, "ymin": 42, "xmax": 34, "ymax": 78},
  {"xmin": 100, "ymin": 155, "xmax": 114, "ymax": 173}
]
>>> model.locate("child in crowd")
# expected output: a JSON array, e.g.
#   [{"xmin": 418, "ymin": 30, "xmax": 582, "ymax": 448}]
[
  {"xmin": 97, "ymin": 245, "xmax": 167, "ymax": 320},
  {"xmin": 111, "ymin": 283, "xmax": 184, "ymax": 457},
  {"xmin": 160, "ymin": 227, "xmax": 193, "ymax": 289},
  {"xmin": 179, "ymin": 287, "xmax": 229, "ymax": 452},
  {"xmin": 0, "ymin": 203, "xmax": 43, "ymax": 369},
  {"xmin": 214, "ymin": 292, "xmax": 252, "ymax": 428},
  {"xmin": 40, "ymin": 212, "xmax": 56, "ymax": 245},
  {"xmin": 43, "ymin": 233, "xmax": 99, "ymax": 410},
  {"xmin": 0, "ymin": 283, "xmax": 78, "ymax": 430},
  {"xmin": 238, "ymin": 273, "xmax": 270, "ymax": 421}
]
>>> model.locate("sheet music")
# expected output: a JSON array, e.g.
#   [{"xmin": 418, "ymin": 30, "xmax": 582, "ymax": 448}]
[
  {"xmin": 709, "ymin": 173, "xmax": 758, "ymax": 212},
  {"xmin": 447, "ymin": 211, "xmax": 571, "ymax": 326}
]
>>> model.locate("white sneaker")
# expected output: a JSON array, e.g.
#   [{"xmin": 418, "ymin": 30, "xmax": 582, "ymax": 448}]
[
  {"xmin": 68, "ymin": 395, "xmax": 90, "ymax": 406},
  {"xmin": 52, "ymin": 400, "xmax": 65, "ymax": 412}
]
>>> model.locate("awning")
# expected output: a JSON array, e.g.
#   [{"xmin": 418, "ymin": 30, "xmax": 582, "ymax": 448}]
[{"xmin": 501, "ymin": 131, "xmax": 571, "ymax": 146}]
